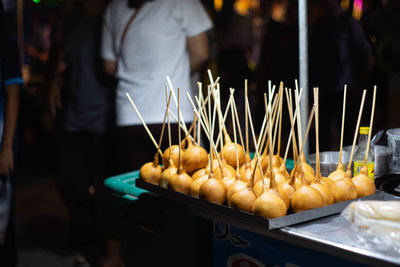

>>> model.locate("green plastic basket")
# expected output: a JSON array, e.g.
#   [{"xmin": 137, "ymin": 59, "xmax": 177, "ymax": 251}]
[
  {"xmin": 104, "ymin": 170, "xmax": 146, "ymax": 201},
  {"xmin": 104, "ymin": 159, "xmax": 294, "ymax": 202}
]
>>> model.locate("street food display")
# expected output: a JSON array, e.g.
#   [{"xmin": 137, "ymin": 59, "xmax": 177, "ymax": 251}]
[{"xmin": 129, "ymin": 72, "xmax": 379, "ymax": 220}]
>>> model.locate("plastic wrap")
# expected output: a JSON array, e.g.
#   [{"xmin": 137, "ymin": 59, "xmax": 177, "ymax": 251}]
[{"xmin": 342, "ymin": 200, "xmax": 400, "ymax": 256}]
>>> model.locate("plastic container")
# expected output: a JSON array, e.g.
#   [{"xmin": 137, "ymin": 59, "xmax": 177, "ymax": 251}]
[
  {"xmin": 104, "ymin": 171, "xmax": 212, "ymax": 267},
  {"xmin": 309, "ymin": 151, "xmax": 350, "ymax": 177},
  {"xmin": 387, "ymin": 128, "xmax": 400, "ymax": 174}
]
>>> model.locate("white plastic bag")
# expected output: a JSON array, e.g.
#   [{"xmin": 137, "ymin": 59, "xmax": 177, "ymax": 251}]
[
  {"xmin": 0, "ymin": 176, "xmax": 12, "ymax": 245},
  {"xmin": 342, "ymin": 200, "xmax": 400, "ymax": 257}
]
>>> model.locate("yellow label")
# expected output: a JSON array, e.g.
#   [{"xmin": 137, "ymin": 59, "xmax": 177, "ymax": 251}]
[
  {"xmin": 360, "ymin": 127, "xmax": 369, "ymax": 135},
  {"xmin": 354, "ymin": 161, "xmax": 375, "ymax": 181}
]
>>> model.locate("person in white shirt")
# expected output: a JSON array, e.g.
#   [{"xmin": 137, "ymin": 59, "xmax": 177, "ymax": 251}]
[
  {"xmin": 101, "ymin": 1, "xmax": 211, "ymax": 265},
  {"xmin": 101, "ymin": 0, "xmax": 212, "ymax": 175}
]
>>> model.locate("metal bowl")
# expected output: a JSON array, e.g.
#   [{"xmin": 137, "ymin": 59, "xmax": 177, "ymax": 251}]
[
  {"xmin": 309, "ymin": 151, "xmax": 350, "ymax": 177},
  {"xmin": 343, "ymin": 145, "xmax": 393, "ymax": 177}
]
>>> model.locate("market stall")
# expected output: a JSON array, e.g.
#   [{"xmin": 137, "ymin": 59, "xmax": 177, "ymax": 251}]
[{"xmin": 105, "ymin": 171, "xmax": 400, "ymax": 267}]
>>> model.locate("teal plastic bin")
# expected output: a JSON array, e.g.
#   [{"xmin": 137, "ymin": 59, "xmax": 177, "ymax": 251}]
[{"xmin": 105, "ymin": 171, "xmax": 212, "ymax": 267}]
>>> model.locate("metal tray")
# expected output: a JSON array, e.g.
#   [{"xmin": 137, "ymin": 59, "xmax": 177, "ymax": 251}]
[{"xmin": 136, "ymin": 178, "xmax": 385, "ymax": 230}]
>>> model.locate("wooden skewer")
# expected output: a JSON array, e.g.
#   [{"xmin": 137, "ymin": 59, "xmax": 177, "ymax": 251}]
[
  {"xmin": 294, "ymin": 105, "xmax": 316, "ymax": 172},
  {"xmin": 216, "ymin": 88, "xmax": 225, "ymax": 160},
  {"xmin": 195, "ymin": 95, "xmax": 210, "ymax": 133},
  {"xmin": 211, "ymin": 86, "xmax": 218, "ymax": 141},
  {"xmin": 286, "ymin": 89, "xmax": 298, "ymax": 162},
  {"xmin": 166, "ymin": 76, "xmax": 188, "ymax": 133},
  {"xmin": 282, "ymin": 125, "xmax": 293, "ymax": 165},
  {"xmin": 197, "ymin": 83, "xmax": 202, "ymax": 146},
  {"xmin": 260, "ymin": 95, "xmax": 278, "ymax": 157},
  {"xmin": 177, "ymin": 88, "xmax": 182, "ymax": 170},
  {"xmin": 187, "ymin": 93, "xmax": 211, "ymax": 133},
  {"xmin": 214, "ymin": 97, "xmax": 232, "ymax": 149},
  {"xmin": 167, "ymin": 75, "xmax": 220, "ymax": 136},
  {"xmin": 194, "ymin": 106, "xmax": 212, "ymax": 143},
  {"xmin": 245, "ymin": 80, "xmax": 249, "ymax": 155},
  {"xmin": 364, "ymin": 86, "xmax": 377, "ymax": 166},
  {"xmin": 259, "ymin": 93, "xmax": 279, "ymax": 154},
  {"xmin": 193, "ymin": 112, "xmax": 197, "ymax": 145},
  {"xmin": 272, "ymin": 86, "xmax": 283, "ymax": 154},
  {"xmin": 287, "ymin": 95, "xmax": 316, "ymax": 180},
  {"xmin": 166, "ymin": 85, "xmax": 172, "ymax": 153},
  {"xmin": 291, "ymin": 91, "xmax": 299, "ymax": 161},
  {"xmin": 259, "ymin": 93, "xmax": 278, "ymax": 156},
  {"xmin": 265, "ymin": 93, "xmax": 277, "ymax": 187},
  {"xmin": 295, "ymin": 89, "xmax": 303, "ymax": 150},
  {"xmin": 126, "ymin": 93, "xmax": 163, "ymax": 156},
  {"xmin": 230, "ymin": 93, "xmax": 240, "ymax": 172},
  {"xmin": 314, "ymin": 87, "xmax": 321, "ymax": 177},
  {"xmin": 208, "ymin": 84, "xmax": 214, "ymax": 171},
  {"xmin": 231, "ymin": 92, "xmax": 246, "ymax": 156},
  {"xmin": 346, "ymin": 90, "xmax": 367, "ymax": 172},
  {"xmin": 156, "ymin": 90, "xmax": 173, "ymax": 157},
  {"xmin": 182, "ymin": 114, "xmax": 199, "ymax": 142},
  {"xmin": 219, "ymin": 90, "xmax": 228, "ymax": 160},
  {"xmin": 282, "ymin": 87, "xmax": 303, "ymax": 165},
  {"xmin": 277, "ymin": 82, "xmax": 284, "ymax": 156},
  {"xmin": 247, "ymin": 96, "xmax": 265, "ymax": 187},
  {"xmin": 338, "ymin": 85, "xmax": 347, "ymax": 166}
]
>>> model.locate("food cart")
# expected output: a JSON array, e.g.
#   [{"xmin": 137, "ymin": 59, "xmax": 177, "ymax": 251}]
[{"xmin": 105, "ymin": 170, "xmax": 400, "ymax": 267}]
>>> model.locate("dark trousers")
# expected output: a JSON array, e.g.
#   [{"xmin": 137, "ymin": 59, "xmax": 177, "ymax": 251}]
[
  {"xmin": 56, "ymin": 130, "xmax": 115, "ymax": 253},
  {"xmin": 113, "ymin": 123, "xmax": 182, "ymax": 175},
  {"xmin": 0, "ymin": 175, "xmax": 16, "ymax": 267}
]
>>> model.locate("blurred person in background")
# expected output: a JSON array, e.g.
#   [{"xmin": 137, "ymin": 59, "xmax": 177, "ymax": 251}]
[
  {"xmin": 48, "ymin": 0, "xmax": 116, "ymax": 266},
  {"xmin": 0, "ymin": 2, "xmax": 22, "ymax": 267},
  {"xmin": 101, "ymin": 0, "xmax": 212, "ymax": 174},
  {"xmin": 214, "ymin": 0, "xmax": 254, "ymax": 132},
  {"xmin": 101, "ymin": 1, "xmax": 211, "ymax": 265},
  {"xmin": 255, "ymin": 0, "xmax": 298, "ymax": 140},
  {"xmin": 362, "ymin": 0, "xmax": 400, "ymax": 130},
  {"xmin": 308, "ymin": 0, "xmax": 373, "ymax": 150}
]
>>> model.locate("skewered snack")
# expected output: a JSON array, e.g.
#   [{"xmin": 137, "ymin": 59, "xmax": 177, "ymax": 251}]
[
  {"xmin": 352, "ymin": 165, "xmax": 375, "ymax": 197},
  {"xmin": 352, "ymin": 86, "xmax": 377, "ymax": 198},
  {"xmin": 213, "ymin": 159, "xmax": 236, "ymax": 180},
  {"xmin": 310, "ymin": 88, "xmax": 334, "ymax": 207},
  {"xmin": 199, "ymin": 171, "xmax": 227, "ymax": 204},
  {"xmin": 182, "ymin": 137, "xmax": 208, "ymax": 174},
  {"xmin": 167, "ymin": 88, "xmax": 193, "ymax": 194},
  {"xmin": 160, "ymin": 158, "xmax": 177, "ymax": 188},
  {"xmin": 229, "ymin": 96, "xmax": 258, "ymax": 212},
  {"xmin": 168, "ymin": 166, "xmax": 193, "ymax": 194},
  {"xmin": 291, "ymin": 171, "xmax": 324, "ymax": 212},
  {"xmin": 290, "ymin": 104, "xmax": 324, "ymax": 212},
  {"xmin": 163, "ymin": 144, "xmax": 182, "ymax": 169},
  {"xmin": 328, "ymin": 86, "xmax": 348, "ymax": 182},
  {"xmin": 252, "ymin": 94, "xmax": 289, "ymax": 217},
  {"xmin": 332, "ymin": 90, "xmax": 367, "ymax": 203},
  {"xmin": 222, "ymin": 133, "xmax": 245, "ymax": 168},
  {"xmin": 190, "ymin": 172, "xmax": 209, "ymax": 198},
  {"xmin": 229, "ymin": 92, "xmax": 258, "ymax": 213},
  {"xmin": 230, "ymin": 186, "xmax": 257, "ymax": 213},
  {"xmin": 192, "ymin": 168, "xmax": 207, "ymax": 180},
  {"xmin": 253, "ymin": 170, "xmax": 271, "ymax": 197},
  {"xmin": 331, "ymin": 170, "xmax": 357, "ymax": 203},
  {"xmin": 128, "ymin": 91, "xmax": 171, "ymax": 186},
  {"xmin": 140, "ymin": 154, "xmax": 163, "ymax": 186},
  {"xmin": 135, "ymin": 75, "xmax": 380, "ymax": 222},
  {"xmin": 253, "ymin": 190, "xmax": 288, "ymax": 218},
  {"xmin": 279, "ymin": 177, "xmax": 296, "ymax": 201}
]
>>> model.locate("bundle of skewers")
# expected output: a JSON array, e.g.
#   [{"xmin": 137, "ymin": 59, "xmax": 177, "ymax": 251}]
[{"xmin": 127, "ymin": 72, "xmax": 378, "ymax": 219}]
